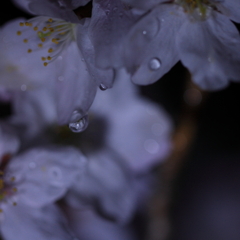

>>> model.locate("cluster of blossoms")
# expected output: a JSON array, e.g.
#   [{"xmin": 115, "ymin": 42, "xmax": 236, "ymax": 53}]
[{"xmin": 0, "ymin": 0, "xmax": 239, "ymax": 239}]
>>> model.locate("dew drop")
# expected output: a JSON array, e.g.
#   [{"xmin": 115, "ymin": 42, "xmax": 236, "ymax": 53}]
[
  {"xmin": 69, "ymin": 113, "xmax": 89, "ymax": 133},
  {"xmin": 142, "ymin": 30, "xmax": 147, "ymax": 35},
  {"xmin": 99, "ymin": 83, "xmax": 108, "ymax": 91},
  {"xmin": 148, "ymin": 58, "xmax": 161, "ymax": 71},
  {"xmin": 28, "ymin": 162, "xmax": 36, "ymax": 169}
]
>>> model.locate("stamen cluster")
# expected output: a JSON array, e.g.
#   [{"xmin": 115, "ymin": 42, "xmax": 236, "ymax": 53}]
[
  {"xmin": 17, "ymin": 17, "xmax": 76, "ymax": 66},
  {"xmin": 175, "ymin": 0, "xmax": 212, "ymax": 20}
]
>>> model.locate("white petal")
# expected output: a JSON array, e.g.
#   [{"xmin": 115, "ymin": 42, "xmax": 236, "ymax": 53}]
[
  {"xmin": 91, "ymin": 69, "xmax": 173, "ymax": 172},
  {"xmin": 217, "ymin": 0, "xmax": 240, "ymax": 23},
  {"xmin": 177, "ymin": 12, "xmax": 240, "ymax": 90},
  {"xmin": 13, "ymin": 0, "xmax": 79, "ymax": 22},
  {"xmin": 66, "ymin": 149, "xmax": 137, "ymax": 223},
  {"xmin": 55, "ymin": 41, "xmax": 97, "ymax": 125},
  {"xmin": 76, "ymin": 23, "xmax": 114, "ymax": 88},
  {"xmin": 7, "ymin": 147, "xmax": 87, "ymax": 207},
  {"xmin": 10, "ymin": 88, "xmax": 58, "ymax": 140},
  {"xmin": 127, "ymin": 4, "xmax": 183, "ymax": 85},
  {"xmin": 89, "ymin": 0, "xmax": 137, "ymax": 68},
  {"xmin": 1, "ymin": 203, "xmax": 77, "ymax": 240},
  {"xmin": 122, "ymin": 0, "xmax": 165, "ymax": 10},
  {"xmin": 66, "ymin": 208, "xmax": 136, "ymax": 240},
  {"xmin": 0, "ymin": 124, "xmax": 20, "ymax": 160}
]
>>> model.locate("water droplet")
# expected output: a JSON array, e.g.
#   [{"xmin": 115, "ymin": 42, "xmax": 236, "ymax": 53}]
[
  {"xmin": 144, "ymin": 139, "xmax": 159, "ymax": 154},
  {"xmin": 105, "ymin": 10, "xmax": 110, "ymax": 15},
  {"xmin": 148, "ymin": 58, "xmax": 161, "ymax": 71},
  {"xmin": 113, "ymin": 7, "xmax": 118, "ymax": 12},
  {"xmin": 99, "ymin": 83, "xmax": 108, "ymax": 91},
  {"xmin": 142, "ymin": 30, "xmax": 147, "ymax": 35},
  {"xmin": 119, "ymin": 12, "xmax": 123, "ymax": 18},
  {"xmin": 69, "ymin": 113, "xmax": 89, "ymax": 133},
  {"xmin": 28, "ymin": 162, "xmax": 36, "ymax": 169},
  {"xmin": 21, "ymin": 84, "xmax": 27, "ymax": 91},
  {"xmin": 58, "ymin": 76, "xmax": 64, "ymax": 81},
  {"xmin": 57, "ymin": 56, "xmax": 63, "ymax": 61}
]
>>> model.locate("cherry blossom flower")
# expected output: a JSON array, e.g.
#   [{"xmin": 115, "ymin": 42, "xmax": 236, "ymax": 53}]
[
  {"xmin": 0, "ymin": 127, "xmax": 87, "ymax": 240},
  {"xmin": 9, "ymin": 68, "xmax": 172, "ymax": 223},
  {"xmin": 121, "ymin": 0, "xmax": 240, "ymax": 90},
  {"xmin": 3, "ymin": 0, "xmax": 116, "ymax": 125}
]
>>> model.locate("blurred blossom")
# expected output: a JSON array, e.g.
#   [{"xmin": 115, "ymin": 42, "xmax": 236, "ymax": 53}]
[
  {"xmin": 64, "ymin": 208, "xmax": 137, "ymax": 240},
  {"xmin": 0, "ymin": 126, "xmax": 87, "ymax": 240},
  {"xmin": 120, "ymin": 0, "xmax": 240, "ymax": 90},
  {"xmin": 9, "ymin": 68, "xmax": 173, "ymax": 223}
]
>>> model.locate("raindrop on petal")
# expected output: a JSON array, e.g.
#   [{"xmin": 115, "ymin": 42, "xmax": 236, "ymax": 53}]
[
  {"xmin": 142, "ymin": 30, "xmax": 147, "ymax": 35},
  {"xmin": 148, "ymin": 58, "xmax": 161, "ymax": 71},
  {"xmin": 99, "ymin": 83, "xmax": 108, "ymax": 91},
  {"xmin": 69, "ymin": 113, "xmax": 89, "ymax": 133}
]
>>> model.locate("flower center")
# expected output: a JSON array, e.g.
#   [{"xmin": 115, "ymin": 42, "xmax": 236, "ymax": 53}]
[
  {"xmin": 0, "ymin": 171, "xmax": 18, "ymax": 212},
  {"xmin": 17, "ymin": 17, "xmax": 76, "ymax": 66},
  {"xmin": 175, "ymin": 0, "xmax": 213, "ymax": 20},
  {"xmin": 0, "ymin": 154, "xmax": 18, "ymax": 212}
]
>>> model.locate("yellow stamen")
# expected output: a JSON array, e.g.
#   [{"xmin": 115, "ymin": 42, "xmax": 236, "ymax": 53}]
[
  {"xmin": 23, "ymin": 39, "xmax": 28, "ymax": 43},
  {"xmin": 43, "ymin": 62, "xmax": 48, "ymax": 66},
  {"xmin": 19, "ymin": 22, "xmax": 24, "ymax": 26},
  {"xmin": 28, "ymin": 49, "xmax": 32, "ymax": 53},
  {"xmin": 16, "ymin": 31, "xmax": 22, "ymax": 36}
]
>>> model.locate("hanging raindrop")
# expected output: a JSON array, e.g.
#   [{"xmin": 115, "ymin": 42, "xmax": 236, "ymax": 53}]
[
  {"xmin": 99, "ymin": 83, "xmax": 108, "ymax": 91},
  {"xmin": 69, "ymin": 113, "xmax": 89, "ymax": 133},
  {"xmin": 148, "ymin": 58, "xmax": 161, "ymax": 71}
]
